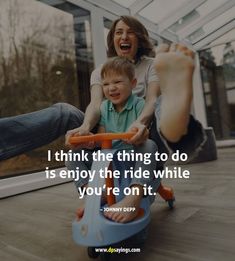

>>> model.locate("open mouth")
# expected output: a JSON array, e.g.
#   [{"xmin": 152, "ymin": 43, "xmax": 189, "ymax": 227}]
[
  {"xmin": 110, "ymin": 93, "xmax": 120, "ymax": 99},
  {"xmin": 120, "ymin": 43, "xmax": 131, "ymax": 51}
]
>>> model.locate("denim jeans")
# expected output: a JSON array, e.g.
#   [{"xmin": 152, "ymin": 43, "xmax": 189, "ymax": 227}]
[
  {"xmin": 0, "ymin": 99, "xmax": 206, "ymax": 163},
  {"xmin": 0, "ymin": 103, "xmax": 84, "ymax": 160},
  {"xmin": 150, "ymin": 96, "xmax": 207, "ymax": 163},
  {"xmin": 66, "ymin": 139, "xmax": 159, "ymax": 188},
  {"xmin": 66, "ymin": 139, "xmax": 161, "ymax": 204}
]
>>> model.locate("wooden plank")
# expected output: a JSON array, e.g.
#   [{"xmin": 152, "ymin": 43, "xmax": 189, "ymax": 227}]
[{"xmin": 0, "ymin": 148, "xmax": 234, "ymax": 261}]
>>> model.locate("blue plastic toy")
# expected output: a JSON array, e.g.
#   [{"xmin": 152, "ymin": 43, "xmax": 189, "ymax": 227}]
[{"xmin": 69, "ymin": 133, "xmax": 175, "ymax": 259}]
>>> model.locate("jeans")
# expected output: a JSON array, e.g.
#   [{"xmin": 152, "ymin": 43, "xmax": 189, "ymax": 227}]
[
  {"xmin": 151, "ymin": 96, "xmax": 207, "ymax": 163},
  {"xmin": 66, "ymin": 139, "xmax": 161, "ymax": 204},
  {"xmin": 0, "ymin": 100, "xmax": 206, "ymax": 163},
  {"xmin": 66, "ymin": 139, "xmax": 159, "ymax": 188},
  {"xmin": 0, "ymin": 103, "xmax": 84, "ymax": 161}
]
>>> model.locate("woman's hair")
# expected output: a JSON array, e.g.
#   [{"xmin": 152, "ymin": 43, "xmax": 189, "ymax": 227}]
[
  {"xmin": 107, "ymin": 16, "xmax": 155, "ymax": 60},
  {"xmin": 101, "ymin": 57, "xmax": 135, "ymax": 81}
]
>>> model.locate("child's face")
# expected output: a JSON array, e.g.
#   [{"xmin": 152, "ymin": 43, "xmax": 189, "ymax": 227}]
[{"xmin": 102, "ymin": 72, "xmax": 136, "ymax": 112}]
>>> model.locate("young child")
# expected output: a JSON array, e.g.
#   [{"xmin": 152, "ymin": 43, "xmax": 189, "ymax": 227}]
[{"xmin": 66, "ymin": 57, "xmax": 159, "ymax": 223}]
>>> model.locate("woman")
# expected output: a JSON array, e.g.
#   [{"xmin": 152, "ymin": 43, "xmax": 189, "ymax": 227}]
[
  {"xmin": 66, "ymin": 16, "xmax": 205, "ymax": 155},
  {"xmin": 66, "ymin": 16, "xmax": 160, "ymax": 148},
  {"xmin": 0, "ymin": 16, "xmax": 204, "ymax": 162},
  {"xmin": 66, "ymin": 16, "xmax": 206, "ymax": 222},
  {"xmin": 0, "ymin": 17, "xmax": 205, "ymax": 218}
]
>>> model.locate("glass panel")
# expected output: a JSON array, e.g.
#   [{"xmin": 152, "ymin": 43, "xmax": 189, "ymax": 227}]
[
  {"xmin": 0, "ymin": 0, "xmax": 93, "ymax": 178},
  {"xmin": 201, "ymin": 6, "xmax": 235, "ymax": 36},
  {"xmin": 139, "ymin": 0, "xmax": 190, "ymax": 24},
  {"xmin": 104, "ymin": 18, "xmax": 113, "ymax": 50},
  {"xmin": 187, "ymin": 28, "xmax": 205, "ymax": 42},
  {"xmin": 208, "ymin": 28, "xmax": 235, "ymax": 48},
  {"xmin": 188, "ymin": 2, "xmax": 235, "ymax": 42},
  {"xmin": 53, "ymin": 1, "xmax": 94, "ymax": 109},
  {"xmin": 112, "ymin": 0, "xmax": 137, "ymax": 8},
  {"xmin": 168, "ymin": 10, "xmax": 200, "ymax": 33},
  {"xmin": 170, "ymin": 0, "xmax": 230, "ymax": 32},
  {"xmin": 199, "ymin": 35, "xmax": 235, "ymax": 139},
  {"xmin": 196, "ymin": 0, "xmax": 228, "ymax": 17}
]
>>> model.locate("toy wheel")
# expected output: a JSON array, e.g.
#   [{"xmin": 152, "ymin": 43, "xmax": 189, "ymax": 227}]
[
  {"xmin": 167, "ymin": 198, "xmax": 175, "ymax": 209},
  {"xmin": 87, "ymin": 247, "xmax": 100, "ymax": 259},
  {"xmin": 100, "ymin": 253, "xmax": 111, "ymax": 261},
  {"xmin": 131, "ymin": 226, "xmax": 149, "ymax": 245}
]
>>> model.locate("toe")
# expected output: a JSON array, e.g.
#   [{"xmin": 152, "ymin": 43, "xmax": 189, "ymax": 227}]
[
  {"xmin": 76, "ymin": 207, "xmax": 84, "ymax": 220},
  {"xmin": 155, "ymin": 43, "xmax": 169, "ymax": 55},
  {"xmin": 176, "ymin": 44, "xmax": 188, "ymax": 52},
  {"xmin": 169, "ymin": 43, "xmax": 177, "ymax": 52},
  {"xmin": 112, "ymin": 212, "xmax": 121, "ymax": 222},
  {"xmin": 185, "ymin": 49, "xmax": 195, "ymax": 59}
]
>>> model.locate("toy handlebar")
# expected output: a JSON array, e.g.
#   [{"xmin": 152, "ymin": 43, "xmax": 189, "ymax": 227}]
[
  {"xmin": 69, "ymin": 132, "xmax": 136, "ymax": 206},
  {"xmin": 69, "ymin": 132, "xmax": 136, "ymax": 149}
]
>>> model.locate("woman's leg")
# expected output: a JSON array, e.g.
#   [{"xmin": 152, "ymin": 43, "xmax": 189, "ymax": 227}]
[
  {"xmin": 0, "ymin": 103, "xmax": 84, "ymax": 160},
  {"xmin": 155, "ymin": 43, "xmax": 195, "ymax": 142},
  {"xmin": 154, "ymin": 96, "xmax": 206, "ymax": 161},
  {"xmin": 154, "ymin": 44, "xmax": 207, "ymax": 160}
]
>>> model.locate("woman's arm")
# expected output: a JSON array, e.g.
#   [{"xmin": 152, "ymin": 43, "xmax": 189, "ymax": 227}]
[
  {"xmin": 81, "ymin": 84, "xmax": 104, "ymax": 132},
  {"xmin": 128, "ymin": 81, "xmax": 160, "ymax": 145},
  {"xmin": 137, "ymin": 81, "xmax": 160, "ymax": 126},
  {"xmin": 65, "ymin": 84, "xmax": 103, "ymax": 147}
]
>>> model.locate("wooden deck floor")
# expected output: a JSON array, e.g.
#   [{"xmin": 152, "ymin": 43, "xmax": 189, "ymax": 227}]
[{"xmin": 0, "ymin": 147, "xmax": 235, "ymax": 261}]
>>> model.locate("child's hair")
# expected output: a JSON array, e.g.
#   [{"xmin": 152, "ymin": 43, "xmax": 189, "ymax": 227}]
[{"xmin": 101, "ymin": 57, "xmax": 135, "ymax": 81}]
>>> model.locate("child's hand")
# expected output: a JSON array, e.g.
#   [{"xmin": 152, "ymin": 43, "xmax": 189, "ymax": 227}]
[
  {"xmin": 78, "ymin": 139, "xmax": 96, "ymax": 150},
  {"xmin": 66, "ymin": 129, "xmax": 96, "ymax": 149},
  {"xmin": 126, "ymin": 122, "xmax": 149, "ymax": 146}
]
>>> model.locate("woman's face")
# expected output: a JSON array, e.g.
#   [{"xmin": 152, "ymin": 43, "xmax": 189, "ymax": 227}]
[{"xmin": 113, "ymin": 20, "xmax": 138, "ymax": 61}]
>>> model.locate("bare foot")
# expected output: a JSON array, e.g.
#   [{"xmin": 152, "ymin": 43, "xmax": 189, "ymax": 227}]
[
  {"xmin": 75, "ymin": 191, "xmax": 107, "ymax": 221},
  {"xmin": 154, "ymin": 43, "xmax": 195, "ymax": 142},
  {"xmin": 103, "ymin": 187, "xmax": 143, "ymax": 223}
]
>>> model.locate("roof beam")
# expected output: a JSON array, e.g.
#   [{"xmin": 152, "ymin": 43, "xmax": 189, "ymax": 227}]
[
  {"xmin": 135, "ymin": 14, "xmax": 178, "ymax": 43},
  {"xmin": 37, "ymin": 0, "xmax": 65, "ymax": 5},
  {"xmin": 73, "ymin": 15, "xmax": 90, "ymax": 24},
  {"xmin": 158, "ymin": 0, "xmax": 206, "ymax": 33},
  {"xmin": 68, "ymin": 0, "xmax": 119, "ymax": 21},
  {"xmin": 179, "ymin": 0, "xmax": 235, "ymax": 39},
  {"xmin": 194, "ymin": 19, "xmax": 235, "ymax": 50},
  {"xmin": 67, "ymin": 0, "xmax": 100, "ymax": 12},
  {"xmin": 39, "ymin": 0, "xmax": 178, "ymax": 43},
  {"xmin": 129, "ymin": 0, "xmax": 153, "ymax": 15},
  {"xmin": 84, "ymin": 0, "xmax": 129, "ymax": 16},
  {"xmin": 39, "ymin": 0, "xmax": 118, "ymax": 21},
  {"xmin": 199, "ymin": 37, "xmax": 235, "ymax": 51}
]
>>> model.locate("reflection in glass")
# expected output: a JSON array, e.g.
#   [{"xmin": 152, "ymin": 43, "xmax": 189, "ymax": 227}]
[
  {"xmin": 199, "ymin": 35, "xmax": 235, "ymax": 139},
  {"xmin": 0, "ymin": 0, "xmax": 93, "ymax": 177}
]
